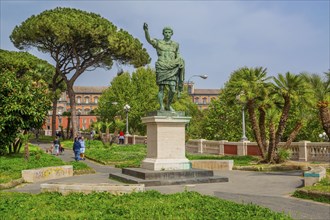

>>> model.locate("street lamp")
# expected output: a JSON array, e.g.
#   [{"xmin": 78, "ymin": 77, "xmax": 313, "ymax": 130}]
[
  {"xmin": 123, "ymin": 104, "xmax": 131, "ymax": 135},
  {"xmin": 236, "ymin": 91, "xmax": 248, "ymax": 141},
  {"xmin": 319, "ymin": 132, "xmax": 329, "ymax": 141},
  {"xmin": 57, "ymin": 111, "xmax": 62, "ymax": 129},
  {"xmin": 187, "ymin": 74, "xmax": 208, "ymax": 94}
]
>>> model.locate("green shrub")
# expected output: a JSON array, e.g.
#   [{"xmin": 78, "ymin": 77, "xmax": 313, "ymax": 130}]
[{"xmin": 276, "ymin": 148, "xmax": 292, "ymax": 163}]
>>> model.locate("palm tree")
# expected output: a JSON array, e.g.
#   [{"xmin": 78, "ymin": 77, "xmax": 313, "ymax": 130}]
[
  {"xmin": 104, "ymin": 120, "xmax": 112, "ymax": 143},
  {"xmin": 272, "ymin": 72, "xmax": 308, "ymax": 145},
  {"xmin": 301, "ymin": 72, "xmax": 330, "ymax": 138},
  {"xmin": 229, "ymin": 67, "xmax": 270, "ymax": 159}
]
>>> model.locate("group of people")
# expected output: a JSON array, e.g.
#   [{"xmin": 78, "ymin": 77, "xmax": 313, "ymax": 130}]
[{"xmin": 73, "ymin": 136, "xmax": 86, "ymax": 161}]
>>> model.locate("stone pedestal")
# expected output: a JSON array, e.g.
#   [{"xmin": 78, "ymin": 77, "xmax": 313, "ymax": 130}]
[
  {"xmin": 109, "ymin": 111, "xmax": 229, "ymax": 186},
  {"xmin": 141, "ymin": 111, "xmax": 191, "ymax": 171}
]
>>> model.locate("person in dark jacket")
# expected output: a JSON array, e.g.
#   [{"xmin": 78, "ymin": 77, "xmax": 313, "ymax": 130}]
[{"xmin": 73, "ymin": 137, "xmax": 81, "ymax": 161}]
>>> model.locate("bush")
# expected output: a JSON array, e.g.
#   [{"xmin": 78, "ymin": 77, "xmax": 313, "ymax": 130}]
[{"xmin": 275, "ymin": 148, "xmax": 292, "ymax": 163}]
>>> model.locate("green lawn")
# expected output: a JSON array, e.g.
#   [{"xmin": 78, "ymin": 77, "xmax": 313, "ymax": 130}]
[
  {"xmin": 61, "ymin": 140, "xmax": 259, "ymax": 168},
  {"xmin": 0, "ymin": 191, "xmax": 292, "ymax": 219},
  {"xmin": 0, "ymin": 144, "xmax": 92, "ymax": 184},
  {"xmin": 62, "ymin": 140, "xmax": 146, "ymax": 168}
]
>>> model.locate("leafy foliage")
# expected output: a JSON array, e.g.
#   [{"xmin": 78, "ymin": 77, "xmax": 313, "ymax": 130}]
[
  {"xmin": 97, "ymin": 67, "xmax": 198, "ymax": 135},
  {"xmin": 0, "ymin": 55, "xmax": 52, "ymax": 154},
  {"xmin": 10, "ymin": 7, "xmax": 151, "ymax": 137},
  {"xmin": 0, "ymin": 191, "xmax": 292, "ymax": 219},
  {"xmin": 202, "ymin": 67, "xmax": 318, "ymax": 163}
]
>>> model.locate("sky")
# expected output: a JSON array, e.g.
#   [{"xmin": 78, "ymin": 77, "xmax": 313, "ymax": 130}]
[{"xmin": 1, "ymin": 0, "xmax": 329, "ymax": 89}]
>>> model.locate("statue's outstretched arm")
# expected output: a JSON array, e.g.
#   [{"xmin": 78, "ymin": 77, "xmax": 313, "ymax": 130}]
[{"xmin": 143, "ymin": 23, "xmax": 153, "ymax": 45}]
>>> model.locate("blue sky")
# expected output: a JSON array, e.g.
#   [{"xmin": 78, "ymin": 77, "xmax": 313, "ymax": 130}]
[{"xmin": 1, "ymin": 0, "xmax": 329, "ymax": 89}]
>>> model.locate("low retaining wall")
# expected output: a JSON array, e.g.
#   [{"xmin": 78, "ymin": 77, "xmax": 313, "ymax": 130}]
[
  {"xmin": 40, "ymin": 183, "xmax": 145, "ymax": 195},
  {"xmin": 0, "ymin": 178, "xmax": 24, "ymax": 190},
  {"xmin": 22, "ymin": 165, "xmax": 73, "ymax": 183},
  {"xmin": 191, "ymin": 160, "xmax": 233, "ymax": 171},
  {"xmin": 304, "ymin": 166, "xmax": 326, "ymax": 186}
]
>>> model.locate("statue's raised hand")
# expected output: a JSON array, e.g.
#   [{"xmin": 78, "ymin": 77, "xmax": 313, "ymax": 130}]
[{"xmin": 143, "ymin": 23, "xmax": 148, "ymax": 31}]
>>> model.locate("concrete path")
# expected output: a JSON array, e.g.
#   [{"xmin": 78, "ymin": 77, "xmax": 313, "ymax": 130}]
[{"xmin": 6, "ymin": 142, "xmax": 330, "ymax": 220}]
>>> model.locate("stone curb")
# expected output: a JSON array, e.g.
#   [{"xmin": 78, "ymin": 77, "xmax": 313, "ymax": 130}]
[
  {"xmin": 0, "ymin": 178, "xmax": 24, "ymax": 190},
  {"xmin": 233, "ymin": 165, "xmax": 306, "ymax": 171},
  {"xmin": 73, "ymin": 169, "xmax": 96, "ymax": 175},
  {"xmin": 295, "ymin": 189, "xmax": 330, "ymax": 200}
]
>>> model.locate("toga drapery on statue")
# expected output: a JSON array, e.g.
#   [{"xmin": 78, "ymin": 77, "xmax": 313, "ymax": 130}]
[{"xmin": 143, "ymin": 23, "xmax": 185, "ymax": 112}]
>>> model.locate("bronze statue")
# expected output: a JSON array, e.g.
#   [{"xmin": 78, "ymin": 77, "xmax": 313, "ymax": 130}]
[{"xmin": 143, "ymin": 23, "xmax": 185, "ymax": 111}]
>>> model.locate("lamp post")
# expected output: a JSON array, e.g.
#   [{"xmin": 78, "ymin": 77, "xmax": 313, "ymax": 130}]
[
  {"xmin": 57, "ymin": 111, "xmax": 62, "ymax": 129},
  {"xmin": 123, "ymin": 104, "xmax": 131, "ymax": 135},
  {"xmin": 236, "ymin": 91, "xmax": 248, "ymax": 141},
  {"xmin": 187, "ymin": 74, "xmax": 208, "ymax": 94}
]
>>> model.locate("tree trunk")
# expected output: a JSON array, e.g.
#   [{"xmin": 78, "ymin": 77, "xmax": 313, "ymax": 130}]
[
  {"xmin": 284, "ymin": 121, "xmax": 303, "ymax": 148},
  {"xmin": 51, "ymin": 96, "xmax": 58, "ymax": 138},
  {"xmin": 275, "ymin": 95, "xmax": 291, "ymax": 145},
  {"xmin": 60, "ymin": 126, "xmax": 65, "ymax": 139},
  {"xmin": 66, "ymin": 116, "xmax": 71, "ymax": 139},
  {"xmin": 258, "ymin": 106, "xmax": 267, "ymax": 153},
  {"xmin": 106, "ymin": 127, "xmax": 110, "ymax": 143},
  {"xmin": 24, "ymin": 142, "xmax": 29, "ymax": 161},
  {"xmin": 246, "ymin": 100, "xmax": 265, "ymax": 158},
  {"xmin": 67, "ymin": 84, "xmax": 77, "ymax": 140},
  {"xmin": 267, "ymin": 122, "xmax": 276, "ymax": 163},
  {"xmin": 319, "ymin": 105, "xmax": 330, "ymax": 139},
  {"xmin": 12, "ymin": 138, "xmax": 20, "ymax": 153}
]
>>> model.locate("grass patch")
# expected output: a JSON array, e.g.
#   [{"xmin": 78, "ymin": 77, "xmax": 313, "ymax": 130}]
[
  {"xmin": 29, "ymin": 135, "xmax": 54, "ymax": 143},
  {"xmin": 62, "ymin": 140, "xmax": 146, "ymax": 168},
  {"xmin": 0, "ymin": 191, "xmax": 292, "ymax": 219},
  {"xmin": 0, "ymin": 144, "xmax": 92, "ymax": 184},
  {"xmin": 292, "ymin": 168, "xmax": 330, "ymax": 204},
  {"xmin": 62, "ymin": 140, "xmax": 259, "ymax": 168}
]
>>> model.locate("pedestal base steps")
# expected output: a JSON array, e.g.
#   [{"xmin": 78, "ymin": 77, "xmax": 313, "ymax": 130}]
[{"xmin": 109, "ymin": 168, "xmax": 228, "ymax": 187}]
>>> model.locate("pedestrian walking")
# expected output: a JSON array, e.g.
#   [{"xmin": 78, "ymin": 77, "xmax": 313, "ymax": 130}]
[
  {"xmin": 72, "ymin": 137, "xmax": 81, "ymax": 161},
  {"xmin": 79, "ymin": 136, "xmax": 86, "ymax": 160},
  {"xmin": 53, "ymin": 137, "xmax": 61, "ymax": 156}
]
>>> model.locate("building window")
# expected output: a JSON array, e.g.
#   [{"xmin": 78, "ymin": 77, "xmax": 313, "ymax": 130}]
[
  {"xmin": 77, "ymin": 96, "xmax": 81, "ymax": 104},
  {"xmin": 94, "ymin": 97, "xmax": 98, "ymax": 104},
  {"xmin": 85, "ymin": 96, "xmax": 89, "ymax": 104},
  {"xmin": 203, "ymin": 97, "xmax": 207, "ymax": 104},
  {"xmin": 194, "ymin": 97, "xmax": 199, "ymax": 104},
  {"xmin": 188, "ymin": 85, "xmax": 192, "ymax": 94}
]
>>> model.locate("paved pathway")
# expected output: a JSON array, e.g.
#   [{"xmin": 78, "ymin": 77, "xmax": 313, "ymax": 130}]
[{"xmin": 6, "ymin": 142, "xmax": 330, "ymax": 220}]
